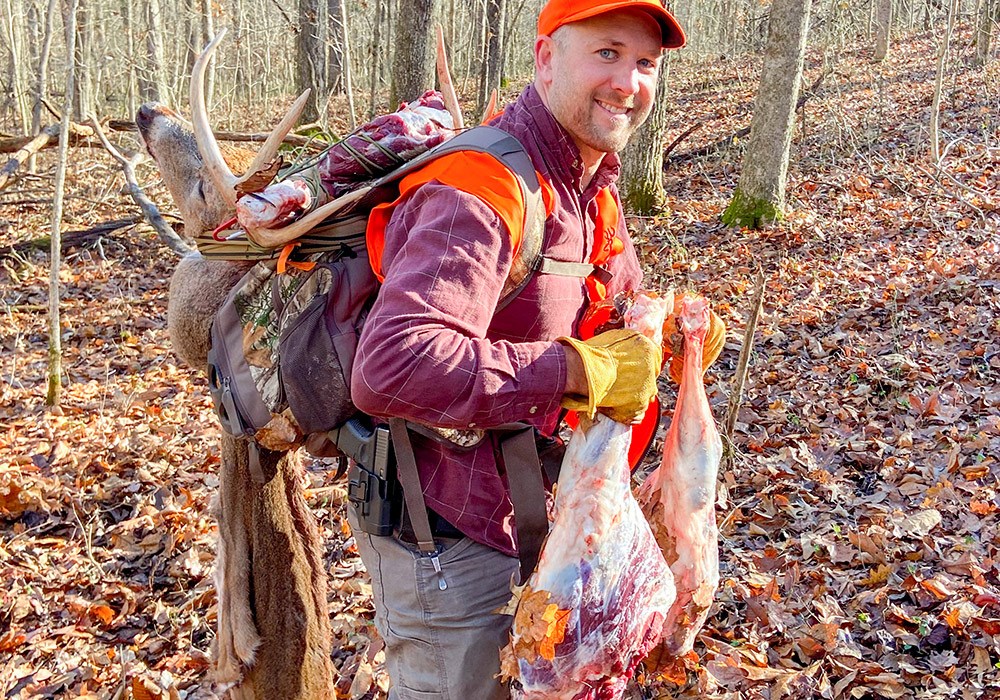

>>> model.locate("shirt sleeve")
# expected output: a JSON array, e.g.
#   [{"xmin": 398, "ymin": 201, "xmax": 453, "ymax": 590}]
[
  {"xmin": 605, "ymin": 186, "xmax": 643, "ymax": 295},
  {"xmin": 351, "ymin": 181, "xmax": 568, "ymax": 429}
]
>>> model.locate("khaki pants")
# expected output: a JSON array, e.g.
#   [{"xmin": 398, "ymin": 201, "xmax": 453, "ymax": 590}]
[{"xmin": 349, "ymin": 511, "xmax": 519, "ymax": 700}]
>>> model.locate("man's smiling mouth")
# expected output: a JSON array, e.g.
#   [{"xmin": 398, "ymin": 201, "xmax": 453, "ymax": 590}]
[{"xmin": 596, "ymin": 99, "xmax": 631, "ymax": 115}]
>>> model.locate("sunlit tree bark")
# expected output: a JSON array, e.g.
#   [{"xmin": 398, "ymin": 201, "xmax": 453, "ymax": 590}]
[{"xmin": 722, "ymin": 0, "xmax": 812, "ymax": 228}]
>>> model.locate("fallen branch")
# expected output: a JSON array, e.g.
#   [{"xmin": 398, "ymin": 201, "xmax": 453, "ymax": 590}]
[
  {"xmin": 106, "ymin": 119, "xmax": 321, "ymax": 149},
  {"xmin": 661, "ymin": 122, "xmax": 704, "ymax": 163},
  {"xmin": 89, "ymin": 115, "xmax": 194, "ymax": 257},
  {"xmin": 669, "ymin": 71, "xmax": 826, "ymax": 164},
  {"xmin": 0, "ymin": 217, "xmax": 144, "ymax": 260},
  {"xmin": 723, "ymin": 269, "xmax": 766, "ymax": 460},
  {"xmin": 0, "ymin": 125, "xmax": 60, "ymax": 190},
  {"xmin": 0, "ymin": 121, "xmax": 95, "ymax": 154}
]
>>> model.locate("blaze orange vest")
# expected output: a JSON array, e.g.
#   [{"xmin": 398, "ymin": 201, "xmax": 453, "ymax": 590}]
[{"xmin": 364, "ymin": 150, "xmax": 624, "ymax": 303}]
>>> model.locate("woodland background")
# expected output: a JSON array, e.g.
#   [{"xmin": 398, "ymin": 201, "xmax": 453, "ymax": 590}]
[{"xmin": 1, "ymin": 0, "xmax": 999, "ymax": 698}]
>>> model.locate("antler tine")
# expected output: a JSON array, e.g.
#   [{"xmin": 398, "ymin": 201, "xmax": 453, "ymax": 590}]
[
  {"xmin": 435, "ymin": 25, "xmax": 464, "ymax": 130},
  {"xmin": 191, "ymin": 28, "xmax": 238, "ymax": 208},
  {"xmin": 246, "ymin": 185, "xmax": 373, "ymax": 249},
  {"xmin": 481, "ymin": 89, "xmax": 498, "ymax": 125},
  {"xmin": 237, "ymin": 89, "xmax": 312, "ymax": 186}
]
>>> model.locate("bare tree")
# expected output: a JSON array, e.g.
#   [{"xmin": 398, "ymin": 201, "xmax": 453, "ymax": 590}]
[
  {"xmin": 138, "ymin": 0, "xmax": 169, "ymax": 102},
  {"xmin": 930, "ymin": 0, "xmax": 959, "ymax": 163},
  {"xmin": 619, "ymin": 61, "xmax": 671, "ymax": 214},
  {"xmin": 721, "ymin": 0, "xmax": 813, "ymax": 228},
  {"xmin": 48, "ymin": 0, "xmax": 78, "ymax": 407},
  {"xmin": 478, "ymin": 0, "xmax": 506, "ymax": 114},
  {"xmin": 29, "ymin": 0, "xmax": 58, "ymax": 173},
  {"xmin": 874, "ymin": 0, "xmax": 892, "ymax": 60},
  {"xmin": 297, "ymin": 0, "xmax": 328, "ymax": 122},
  {"xmin": 975, "ymin": 0, "xmax": 997, "ymax": 65},
  {"xmin": 390, "ymin": 0, "xmax": 438, "ymax": 107}
]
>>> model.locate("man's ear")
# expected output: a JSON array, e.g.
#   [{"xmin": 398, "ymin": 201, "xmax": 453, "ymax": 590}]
[{"xmin": 534, "ymin": 35, "xmax": 555, "ymax": 84}]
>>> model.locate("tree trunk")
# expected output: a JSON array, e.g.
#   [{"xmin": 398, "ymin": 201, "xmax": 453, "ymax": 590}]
[
  {"xmin": 49, "ymin": 0, "xmax": 79, "ymax": 407},
  {"xmin": 138, "ymin": 0, "xmax": 168, "ymax": 102},
  {"xmin": 297, "ymin": 0, "xmax": 328, "ymax": 123},
  {"xmin": 328, "ymin": 0, "xmax": 346, "ymax": 94},
  {"xmin": 3, "ymin": 0, "xmax": 31, "ymax": 131},
  {"xmin": 391, "ymin": 0, "xmax": 438, "ymax": 107},
  {"xmin": 477, "ymin": 0, "xmax": 506, "ymax": 114},
  {"xmin": 30, "ymin": 0, "xmax": 58, "ymax": 173},
  {"xmin": 120, "ymin": 0, "xmax": 137, "ymax": 116},
  {"xmin": 69, "ymin": 0, "xmax": 94, "ymax": 119},
  {"xmin": 368, "ymin": 0, "xmax": 385, "ymax": 118},
  {"xmin": 203, "ymin": 0, "xmax": 216, "ymax": 107},
  {"xmin": 340, "ymin": 0, "xmax": 356, "ymax": 127},
  {"xmin": 620, "ymin": 60, "xmax": 671, "ymax": 214},
  {"xmin": 722, "ymin": 0, "xmax": 813, "ymax": 229},
  {"xmin": 930, "ymin": 0, "xmax": 958, "ymax": 163},
  {"xmin": 975, "ymin": 0, "xmax": 997, "ymax": 65},
  {"xmin": 874, "ymin": 0, "xmax": 892, "ymax": 60}
]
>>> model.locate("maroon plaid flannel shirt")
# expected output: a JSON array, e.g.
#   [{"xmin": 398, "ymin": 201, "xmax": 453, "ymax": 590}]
[{"xmin": 351, "ymin": 85, "xmax": 642, "ymax": 556}]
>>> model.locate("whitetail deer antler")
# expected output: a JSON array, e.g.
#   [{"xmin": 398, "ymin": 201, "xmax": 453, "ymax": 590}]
[
  {"xmin": 192, "ymin": 29, "xmax": 310, "ymax": 209},
  {"xmin": 436, "ymin": 25, "xmax": 464, "ymax": 130},
  {"xmin": 243, "ymin": 185, "xmax": 373, "ymax": 249},
  {"xmin": 218, "ymin": 26, "xmax": 466, "ymax": 250}
]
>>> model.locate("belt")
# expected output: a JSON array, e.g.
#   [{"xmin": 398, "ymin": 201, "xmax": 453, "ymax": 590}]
[{"xmin": 397, "ymin": 506, "xmax": 464, "ymax": 545}]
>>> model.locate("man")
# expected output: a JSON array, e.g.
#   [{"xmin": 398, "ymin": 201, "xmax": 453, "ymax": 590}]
[{"xmin": 238, "ymin": 1, "xmax": 722, "ymax": 696}]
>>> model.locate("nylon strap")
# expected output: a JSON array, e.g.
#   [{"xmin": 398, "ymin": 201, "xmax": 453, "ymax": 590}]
[
  {"xmin": 493, "ymin": 422, "xmax": 549, "ymax": 585},
  {"xmin": 536, "ymin": 256, "xmax": 614, "ymax": 287},
  {"xmin": 388, "ymin": 418, "xmax": 438, "ymax": 555}
]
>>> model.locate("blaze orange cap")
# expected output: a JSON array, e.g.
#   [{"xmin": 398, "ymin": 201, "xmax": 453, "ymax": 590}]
[{"xmin": 538, "ymin": 0, "xmax": 685, "ymax": 49}]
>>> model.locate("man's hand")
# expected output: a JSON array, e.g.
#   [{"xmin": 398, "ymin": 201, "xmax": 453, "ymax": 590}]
[
  {"xmin": 559, "ymin": 329, "xmax": 661, "ymax": 424},
  {"xmin": 664, "ymin": 297, "xmax": 725, "ymax": 384},
  {"xmin": 235, "ymin": 179, "xmax": 312, "ymax": 234}
]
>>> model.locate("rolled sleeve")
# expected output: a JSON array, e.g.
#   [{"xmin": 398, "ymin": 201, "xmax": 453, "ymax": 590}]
[{"xmin": 351, "ymin": 181, "xmax": 567, "ymax": 429}]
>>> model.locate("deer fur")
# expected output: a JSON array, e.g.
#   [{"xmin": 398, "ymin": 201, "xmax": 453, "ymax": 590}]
[{"xmin": 137, "ymin": 102, "xmax": 334, "ymax": 699}]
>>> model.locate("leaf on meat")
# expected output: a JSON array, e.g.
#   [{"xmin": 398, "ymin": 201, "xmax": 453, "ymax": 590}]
[{"xmin": 235, "ymin": 158, "xmax": 284, "ymax": 197}]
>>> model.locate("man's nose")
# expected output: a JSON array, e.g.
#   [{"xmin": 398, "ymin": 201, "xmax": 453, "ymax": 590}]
[{"xmin": 610, "ymin": 65, "xmax": 641, "ymax": 96}]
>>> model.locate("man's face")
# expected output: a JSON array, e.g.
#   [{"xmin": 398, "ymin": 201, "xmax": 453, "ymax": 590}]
[{"xmin": 535, "ymin": 8, "xmax": 664, "ymax": 167}]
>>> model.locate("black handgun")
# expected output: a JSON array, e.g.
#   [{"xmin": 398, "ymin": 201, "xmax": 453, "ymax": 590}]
[{"xmin": 331, "ymin": 416, "xmax": 400, "ymax": 536}]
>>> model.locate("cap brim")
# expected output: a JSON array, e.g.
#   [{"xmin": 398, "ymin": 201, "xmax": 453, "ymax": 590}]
[{"xmin": 546, "ymin": 4, "xmax": 686, "ymax": 48}]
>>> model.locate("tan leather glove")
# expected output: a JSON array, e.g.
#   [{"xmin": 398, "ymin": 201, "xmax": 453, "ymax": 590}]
[
  {"xmin": 664, "ymin": 297, "xmax": 726, "ymax": 384},
  {"xmin": 558, "ymin": 329, "xmax": 662, "ymax": 424}
]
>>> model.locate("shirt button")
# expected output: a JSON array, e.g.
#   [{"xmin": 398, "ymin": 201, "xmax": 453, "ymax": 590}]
[{"xmin": 528, "ymin": 406, "xmax": 538, "ymax": 415}]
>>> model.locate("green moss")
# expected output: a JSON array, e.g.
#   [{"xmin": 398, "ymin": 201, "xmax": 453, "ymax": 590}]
[
  {"xmin": 622, "ymin": 184, "xmax": 664, "ymax": 216},
  {"xmin": 721, "ymin": 188, "xmax": 783, "ymax": 229}
]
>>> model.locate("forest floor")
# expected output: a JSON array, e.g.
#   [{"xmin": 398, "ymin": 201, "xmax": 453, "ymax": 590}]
[{"xmin": 1, "ymin": 25, "xmax": 998, "ymax": 700}]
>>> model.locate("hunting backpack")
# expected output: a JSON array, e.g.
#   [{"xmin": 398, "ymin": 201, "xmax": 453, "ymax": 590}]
[{"xmin": 205, "ymin": 126, "xmax": 550, "ymax": 469}]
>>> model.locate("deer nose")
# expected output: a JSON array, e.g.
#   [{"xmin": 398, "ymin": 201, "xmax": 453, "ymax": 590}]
[{"xmin": 135, "ymin": 103, "xmax": 165, "ymax": 134}]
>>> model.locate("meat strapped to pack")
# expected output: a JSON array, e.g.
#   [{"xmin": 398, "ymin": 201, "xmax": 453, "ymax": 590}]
[
  {"xmin": 501, "ymin": 293, "xmax": 677, "ymax": 700},
  {"xmin": 637, "ymin": 294, "xmax": 724, "ymax": 663},
  {"xmin": 234, "ymin": 90, "xmax": 458, "ymax": 236}
]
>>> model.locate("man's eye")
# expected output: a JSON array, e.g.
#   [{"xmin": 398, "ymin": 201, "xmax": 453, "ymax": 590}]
[{"xmin": 599, "ymin": 48, "xmax": 617, "ymax": 59}]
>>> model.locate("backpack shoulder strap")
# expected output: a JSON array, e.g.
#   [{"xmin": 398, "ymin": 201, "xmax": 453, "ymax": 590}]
[{"xmin": 368, "ymin": 126, "xmax": 547, "ymax": 309}]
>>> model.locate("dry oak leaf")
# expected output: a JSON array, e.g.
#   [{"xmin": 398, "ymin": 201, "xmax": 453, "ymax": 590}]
[
  {"xmin": 896, "ymin": 509, "xmax": 941, "ymax": 538},
  {"xmin": 511, "ymin": 587, "xmax": 571, "ymax": 661},
  {"xmin": 235, "ymin": 158, "xmax": 284, "ymax": 197}
]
